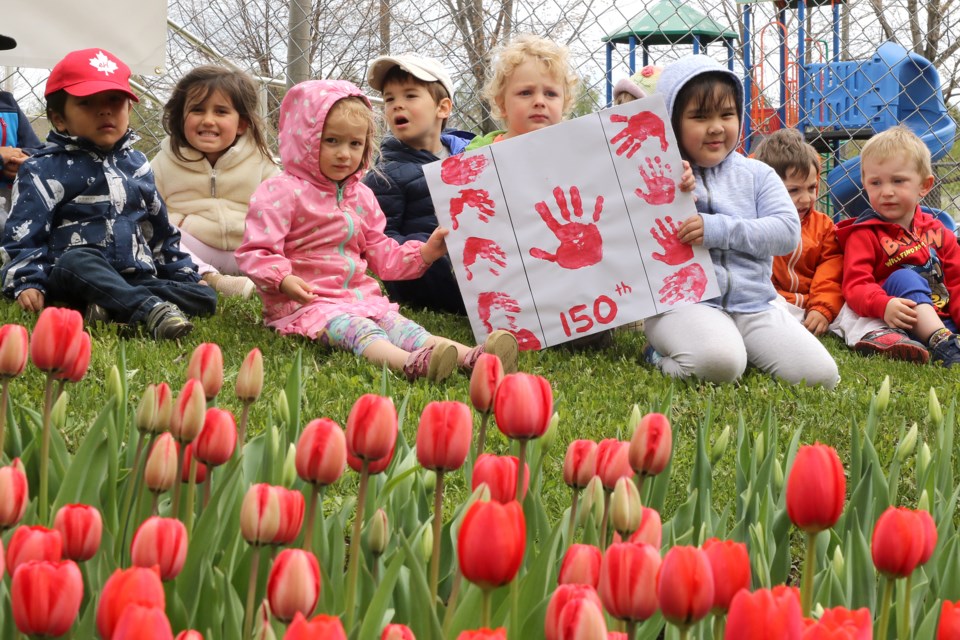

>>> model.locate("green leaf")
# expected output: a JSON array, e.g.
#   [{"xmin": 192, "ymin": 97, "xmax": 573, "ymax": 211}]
[{"xmin": 357, "ymin": 546, "xmax": 407, "ymax": 640}]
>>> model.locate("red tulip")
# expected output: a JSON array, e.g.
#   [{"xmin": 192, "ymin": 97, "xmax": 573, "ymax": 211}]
[
  {"xmin": 803, "ymin": 606, "xmax": 871, "ymax": 639},
  {"xmin": 347, "ymin": 441, "xmax": 395, "ymax": 475},
  {"xmin": 558, "ymin": 544, "xmax": 602, "ymax": 588},
  {"xmin": 296, "ymin": 418, "xmax": 347, "ymax": 486},
  {"xmin": 145, "ymin": 433, "xmax": 179, "ymax": 493},
  {"xmin": 472, "ymin": 453, "xmax": 529, "ymax": 503},
  {"xmin": 194, "ymin": 408, "xmax": 238, "ymax": 467},
  {"xmin": 187, "ymin": 342, "xmax": 224, "ymax": 400},
  {"xmin": 563, "ymin": 440, "xmax": 598, "ymax": 489},
  {"xmin": 598, "ymin": 542, "xmax": 661, "ymax": 623},
  {"xmin": 725, "ymin": 587, "xmax": 804, "ymax": 639},
  {"xmin": 872, "ymin": 507, "xmax": 925, "ymax": 578},
  {"xmin": 703, "ymin": 538, "xmax": 751, "ymax": 613},
  {"xmin": 417, "ymin": 401, "xmax": 472, "ymax": 472},
  {"xmin": 30, "ymin": 306, "xmax": 84, "ymax": 373},
  {"xmin": 594, "ymin": 439, "xmax": 634, "ymax": 491},
  {"xmin": 171, "ymin": 379, "xmax": 206, "ymax": 444},
  {"xmin": 53, "ymin": 504, "xmax": 102, "ymax": 562},
  {"xmin": 236, "ymin": 348, "xmax": 264, "ymax": 402},
  {"xmin": 917, "ymin": 509, "xmax": 938, "ymax": 566},
  {"xmin": 346, "ymin": 394, "xmax": 397, "ymax": 462},
  {"xmin": 11, "ymin": 560, "xmax": 83, "ymax": 637},
  {"xmin": 0, "ymin": 324, "xmax": 28, "ymax": 377},
  {"xmin": 180, "ymin": 443, "xmax": 208, "ymax": 484},
  {"xmin": 275, "ymin": 488, "xmax": 305, "ymax": 545},
  {"xmin": 628, "ymin": 507, "xmax": 663, "ymax": 549},
  {"xmin": 6, "ymin": 525, "xmax": 62, "ymax": 576},
  {"xmin": 96, "ymin": 566, "xmax": 166, "ymax": 640},
  {"xmin": 382, "ymin": 623, "xmax": 416, "ymax": 639},
  {"xmin": 176, "ymin": 632, "xmax": 204, "ymax": 640},
  {"xmin": 545, "ymin": 584, "xmax": 603, "ymax": 640},
  {"xmin": 457, "ymin": 630, "xmax": 507, "ymax": 640},
  {"xmin": 131, "ymin": 517, "xmax": 189, "ymax": 581},
  {"xmin": 657, "ymin": 545, "xmax": 715, "ymax": 628},
  {"xmin": 469, "ymin": 352, "xmax": 503, "ymax": 414},
  {"xmin": 284, "ymin": 612, "xmax": 347, "ymax": 639},
  {"xmin": 786, "ymin": 444, "xmax": 845, "ymax": 534},
  {"xmin": 241, "ymin": 484, "xmax": 304, "ymax": 546},
  {"xmin": 493, "ymin": 373, "xmax": 553, "ymax": 440},
  {"xmin": 267, "ymin": 549, "xmax": 321, "ymax": 623},
  {"xmin": 557, "ymin": 596, "xmax": 608, "ymax": 640},
  {"xmin": 0, "ymin": 458, "xmax": 29, "ymax": 529},
  {"xmin": 458, "ymin": 500, "xmax": 526, "ymax": 590},
  {"xmin": 628, "ymin": 412, "xmax": 672, "ymax": 477},
  {"xmin": 54, "ymin": 330, "xmax": 91, "ymax": 382},
  {"xmin": 608, "ymin": 634, "xmax": 628, "ymax": 640},
  {"xmin": 938, "ymin": 600, "xmax": 960, "ymax": 639},
  {"xmin": 154, "ymin": 382, "xmax": 174, "ymax": 432},
  {"xmin": 113, "ymin": 604, "xmax": 174, "ymax": 640}
]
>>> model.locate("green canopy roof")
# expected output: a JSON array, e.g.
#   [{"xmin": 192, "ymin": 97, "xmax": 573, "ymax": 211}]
[{"xmin": 603, "ymin": 0, "xmax": 739, "ymax": 46}]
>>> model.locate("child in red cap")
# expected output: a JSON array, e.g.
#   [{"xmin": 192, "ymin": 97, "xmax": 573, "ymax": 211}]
[{"xmin": 0, "ymin": 48, "xmax": 217, "ymax": 339}]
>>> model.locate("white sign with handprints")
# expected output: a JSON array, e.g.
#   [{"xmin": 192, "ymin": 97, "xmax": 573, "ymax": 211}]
[{"xmin": 423, "ymin": 94, "xmax": 718, "ymax": 350}]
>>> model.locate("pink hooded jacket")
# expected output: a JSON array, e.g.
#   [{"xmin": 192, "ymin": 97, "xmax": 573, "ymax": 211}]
[{"xmin": 236, "ymin": 80, "xmax": 429, "ymax": 334}]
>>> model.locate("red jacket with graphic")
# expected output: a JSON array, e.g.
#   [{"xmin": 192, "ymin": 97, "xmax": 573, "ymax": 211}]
[{"xmin": 835, "ymin": 206, "xmax": 960, "ymax": 325}]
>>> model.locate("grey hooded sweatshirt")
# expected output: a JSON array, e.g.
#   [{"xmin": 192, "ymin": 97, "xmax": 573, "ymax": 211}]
[{"xmin": 656, "ymin": 55, "xmax": 800, "ymax": 313}]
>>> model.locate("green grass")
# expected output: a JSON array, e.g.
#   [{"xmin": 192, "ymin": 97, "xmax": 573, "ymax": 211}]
[{"xmin": 4, "ymin": 295, "xmax": 955, "ymax": 522}]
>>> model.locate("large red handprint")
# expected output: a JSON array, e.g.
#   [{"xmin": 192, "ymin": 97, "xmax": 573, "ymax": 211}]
[
  {"xmin": 441, "ymin": 154, "xmax": 488, "ymax": 185},
  {"xmin": 463, "ymin": 237, "xmax": 507, "ymax": 280},
  {"xmin": 476, "ymin": 291, "xmax": 541, "ymax": 350},
  {"xmin": 449, "ymin": 189, "xmax": 495, "ymax": 230},
  {"xmin": 650, "ymin": 216, "xmax": 693, "ymax": 266},
  {"xmin": 529, "ymin": 186, "xmax": 604, "ymax": 270},
  {"xmin": 659, "ymin": 263, "xmax": 708, "ymax": 305},
  {"xmin": 609, "ymin": 111, "xmax": 669, "ymax": 157},
  {"xmin": 635, "ymin": 157, "xmax": 676, "ymax": 205}
]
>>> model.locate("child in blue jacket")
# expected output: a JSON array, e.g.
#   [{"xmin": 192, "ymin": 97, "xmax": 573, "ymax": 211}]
[{"xmin": 0, "ymin": 34, "xmax": 43, "ymax": 223}]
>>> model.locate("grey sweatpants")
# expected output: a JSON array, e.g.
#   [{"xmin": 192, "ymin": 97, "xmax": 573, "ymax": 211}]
[{"xmin": 644, "ymin": 302, "xmax": 839, "ymax": 389}]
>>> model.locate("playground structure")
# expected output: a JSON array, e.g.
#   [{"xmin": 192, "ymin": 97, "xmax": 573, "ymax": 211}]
[{"xmin": 603, "ymin": 0, "xmax": 958, "ymax": 223}]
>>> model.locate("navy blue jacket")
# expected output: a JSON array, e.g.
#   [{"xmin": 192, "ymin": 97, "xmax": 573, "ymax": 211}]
[
  {"xmin": 1, "ymin": 129, "xmax": 200, "ymax": 299},
  {"xmin": 364, "ymin": 130, "xmax": 473, "ymax": 314},
  {"xmin": 0, "ymin": 91, "xmax": 42, "ymax": 189}
]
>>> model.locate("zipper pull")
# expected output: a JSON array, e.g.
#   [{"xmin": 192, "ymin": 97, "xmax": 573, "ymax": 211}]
[{"xmin": 210, "ymin": 169, "xmax": 217, "ymax": 198}]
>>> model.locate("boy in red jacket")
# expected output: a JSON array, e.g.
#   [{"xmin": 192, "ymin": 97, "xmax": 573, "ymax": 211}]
[{"xmin": 836, "ymin": 126, "xmax": 960, "ymax": 367}]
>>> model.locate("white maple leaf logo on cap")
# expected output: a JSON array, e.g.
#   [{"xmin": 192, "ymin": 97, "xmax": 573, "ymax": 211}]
[{"xmin": 88, "ymin": 51, "xmax": 118, "ymax": 76}]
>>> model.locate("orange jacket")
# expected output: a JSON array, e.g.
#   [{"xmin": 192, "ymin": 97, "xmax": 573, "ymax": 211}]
[{"xmin": 771, "ymin": 208, "xmax": 844, "ymax": 322}]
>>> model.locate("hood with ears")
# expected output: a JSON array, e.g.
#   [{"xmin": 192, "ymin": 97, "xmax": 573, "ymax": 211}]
[
  {"xmin": 277, "ymin": 79, "xmax": 372, "ymax": 186},
  {"xmin": 656, "ymin": 54, "xmax": 745, "ymax": 145}
]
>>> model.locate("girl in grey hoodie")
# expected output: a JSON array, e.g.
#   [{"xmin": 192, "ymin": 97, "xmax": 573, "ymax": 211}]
[{"xmin": 643, "ymin": 55, "xmax": 839, "ymax": 388}]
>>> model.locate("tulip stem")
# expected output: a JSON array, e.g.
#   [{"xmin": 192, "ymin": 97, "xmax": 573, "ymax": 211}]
[
  {"xmin": 481, "ymin": 588, "xmax": 492, "ymax": 628},
  {"xmin": 38, "ymin": 373, "xmax": 55, "ymax": 524},
  {"xmin": 430, "ymin": 470, "xmax": 445, "ymax": 605},
  {"xmin": 678, "ymin": 628, "xmax": 690, "ymax": 640},
  {"xmin": 713, "ymin": 616, "xmax": 725, "ymax": 640},
  {"xmin": 476, "ymin": 411, "xmax": 490, "ymax": 460},
  {"xmin": 516, "ymin": 440, "xmax": 528, "ymax": 503},
  {"xmin": 203, "ymin": 474, "xmax": 212, "ymax": 509},
  {"xmin": 901, "ymin": 573, "xmax": 913, "ymax": 640},
  {"xmin": 303, "ymin": 484, "xmax": 319, "ymax": 553},
  {"xmin": 634, "ymin": 474, "xmax": 645, "ymax": 500},
  {"xmin": 442, "ymin": 568, "xmax": 463, "ymax": 635},
  {"xmin": 567, "ymin": 488, "xmax": 580, "ymax": 544},
  {"xmin": 877, "ymin": 576, "xmax": 895, "ymax": 640},
  {"xmin": 243, "ymin": 545, "xmax": 262, "ymax": 640},
  {"xmin": 626, "ymin": 621, "xmax": 638, "ymax": 640},
  {"xmin": 0, "ymin": 377, "xmax": 10, "ymax": 461},
  {"xmin": 344, "ymin": 461, "xmax": 370, "ymax": 633},
  {"xmin": 172, "ymin": 444, "xmax": 185, "ymax": 519},
  {"xmin": 800, "ymin": 531, "xmax": 818, "ymax": 616},
  {"xmin": 117, "ymin": 433, "xmax": 149, "ymax": 564},
  {"xmin": 599, "ymin": 491, "xmax": 611, "ymax": 550},
  {"xmin": 184, "ymin": 455, "xmax": 199, "ymax": 534},
  {"xmin": 238, "ymin": 400, "xmax": 252, "ymax": 457},
  {"xmin": 151, "ymin": 492, "xmax": 159, "ymax": 516}
]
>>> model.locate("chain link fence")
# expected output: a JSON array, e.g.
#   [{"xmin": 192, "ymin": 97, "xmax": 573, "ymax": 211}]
[{"xmin": 4, "ymin": 0, "xmax": 960, "ymax": 218}]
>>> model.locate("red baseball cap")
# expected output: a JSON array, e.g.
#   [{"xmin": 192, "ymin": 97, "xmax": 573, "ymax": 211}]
[{"xmin": 44, "ymin": 48, "xmax": 139, "ymax": 102}]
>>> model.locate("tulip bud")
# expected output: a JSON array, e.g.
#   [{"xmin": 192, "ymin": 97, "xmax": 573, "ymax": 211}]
[
  {"xmin": 599, "ymin": 542, "xmax": 661, "ymax": 623},
  {"xmin": 236, "ymin": 347, "xmax": 264, "ymax": 403},
  {"xmin": 112, "ymin": 603, "xmax": 174, "ymax": 640},
  {"xmin": 382, "ymin": 624, "xmax": 416, "ymax": 640},
  {"xmin": 154, "ymin": 382, "xmax": 173, "ymax": 433},
  {"xmin": 0, "ymin": 459, "xmax": 28, "ymax": 530},
  {"xmin": 872, "ymin": 507, "xmax": 926, "ymax": 578},
  {"xmin": 755, "ymin": 432, "xmax": 766, "ymax": 462},
  {"xmin": 181, "ymin": 443, "xmax": 208, "ymax": 485},
  {"xmin": 137, "ymin": 384, "xmax": 158, "ymax": 434},
  {"xmin": 628, "ymin": 413, "xmax": 671, "ymax": 478},
  {"xmin": 282, "ymin": 444, "xmax": 298, "ymax": 488},
  {"xmin": 30, "ymin": 307, "xmax": 84, "ymax": 374},
  {"xmin": 563, "ymin": 439, "xmax": 597, "ymax": 490},
  {"xmin": 627, "ymin": 404, "xmax": 642, "ymax": 434},
  {"xmin": 187, "ymin": 342, "xmax": 224, "ymax": 400},
  {"xmin": 710, "ymin": 425, "xmax": 731, "ymax": 466},
  {"xmin": 54, "ymin": 330, "xmax": 91, "ymax": 383},
  {"xmin": 131, "ymin": 517, "xmax": 189, "ymax": 581},
  {"xmin": 11, "ymin": 560, "xmax": 83, "ymax": 637},
  {"xmin": 422, "ymin": 469, "xmax": 436, "ymax": 494},
  {"xmin": 545, "ymin": 584, "xmax": 603, "ymax": 640},
  {"xmin": 285, "ymin": 613, "xmax": 347, "ymax": 639},
  {"xmin": 919, "ymin": 443, "xmax": 932, "ymax": 479},
  {"xmin": 240, "ymin": 484, "xmax": 304, "ymax": 547},
  {"xmin": 493, "ymin": 373, "xmax": 553, "ymax": 441},
  {"xmin": 95, "ymin": 566, "xmax": 166, "ymax": 640},
  {"xmin": 145, "ymin": 433, "xmax": 179, "ymax": 494},
  {"xmin": 540, "ymin": 412, "xmax": 559, "ymax": 453},
  {"xmin": 875, "ymin": 375, "xmax": 890, "ymax": 413},
  {"xmin": 595, "ymin": 439, "xmax": 634, "ymax": 491},
  {"xmin": 896, "ymin": 423, "xmax": 919, "ymax": 463},
  {"xmin": 253, "ymin": 601, "xmax": 277, "ymax": 640},
  {"xmin": 274, "ymin": 389, "xmax": 290, "ymax": 426},
  {"xmin": 786, "ymin": 443, "xmax": 845, "ymax": 534},
  {"xmin": 296, "ymin": 418, "xmax": 347, "ymax": 487},
  {"xmin": 416, "ymin": 401, "xmax": 472, "ymax": 473},
  {"xmin": 578, "ymin": 476, "xmax": 605, "ymax": 527},
  {"xmin": 558, "ymin": 597, "xmax": 608, "ymax": 639},
  {"xmin": 50, "ymin": 390, "xmax": 68, "ymax": 430},
  {"xmin": 929, "ymin": 387, "xmax": 943, "ymax": 427},
  {"xmin": 53, "ymin": 504, "xmax": 102, "ymax": 562},
  {"xmin": 773, "ymin": 457, "xmax": 784, "ymax": 492},
  {"xmin": 657, "ymin": 546, "xmax": 715, "ymax": 628},
  {"xmin": 0, "ymin": 324, "xmax": 28, "ymax": 378},
  {"xmin": 7, "ymin": 525, "xmax": 62, "ymax": 575},
  {"xmin": 558, "ymin": 543, "xmax": 602, "ymax": 588},
  {"xmin": 919, "ymin": 489, "xmax": 931, "ymax": 513},
  {"xmin": 171, "ymin": 379, "xmax": 206, "ymax": 444},
  {"xmin": 419, "ymin": 524, "xmax": 434, "ymax": 565},
  {"xmin": 610, "ymin": 477, "xmax": 642, "ymax": 536},
  {"xmin": 831, "ymin": 545, "xmax": 844, "ymax": 576},
  {"xmin": 193, "ymin": 407, "xmax": 238, "ymax": 468},
  {"xmin": 458, "ymin": 500, "xmax": 526, "ymax": 590},
  {"xmin": 346, "ymin": 394, "xmax": 398, "ymax": 462},
  {"xmin": 702, "ymin": 538, "xmax": 751, "ymax": 614},
  {"xmin": 267, "ymin": 549, "xmax": 321, "ymax": 623},
  {"xmin": 106, "ymin": 365, "xmax": 123, "ymax": 400},
  {"xmin": 469, "ymin": 352, "xmax": 503, "ymax": 414},
  {"xmin": 176, "ymin": 631, "xmax": 204, "ymax": 640},
  {"xmin": 368, "ymin": 509, "xmax": 389, "ymax": 557}
]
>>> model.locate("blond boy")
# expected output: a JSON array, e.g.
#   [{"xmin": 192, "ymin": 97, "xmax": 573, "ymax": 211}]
[{"xmin": 835, "ymin": 125, "xmax": 960, "ymax": 367}]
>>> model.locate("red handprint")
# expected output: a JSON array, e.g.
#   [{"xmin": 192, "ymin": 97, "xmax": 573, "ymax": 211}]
[
  {"xmin": 441, "ymin": 154, "xmax": 488, "ymax": 185},
  {"xmin": 510, "ymin": 328, "xmax": 542, "ymax": 351},
  {"xmin": 609, "ymin": 111, "xmax": 669, "ymax": 157},
  {"xmin": 635, "ymin": 156, "xmax": 676, "ymax": 205},
  {"xmin": 449, "ymin": 189, "xmax": 495, "ymax": 230},
  {"xmin": 658, "ymin": 263, "xmax": 708, "ymax": 305},
  {"xmin": 476, "ymin": 291, "xmax": 541, "ymax": 350},
  {"xmin": 650, "ymin": 216, "xmax": 693, "ymax": 266},
  {"xmin": 463, "ymin": 237, "xmax": 507, "ymax": 280},
  {"xmin": 529, "ymin": 186, "xmax": 604, "ymax": 270}
]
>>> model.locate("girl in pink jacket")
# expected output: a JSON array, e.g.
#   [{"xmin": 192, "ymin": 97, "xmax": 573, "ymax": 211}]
[{"xmin": 236, "ymin": 80, "xmax": 517, "ymax": 381}]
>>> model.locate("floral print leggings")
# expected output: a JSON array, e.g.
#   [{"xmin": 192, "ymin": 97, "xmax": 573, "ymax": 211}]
[{"xmin": 321, "ymin": 311, "xmax": 430, "ymax": 356}]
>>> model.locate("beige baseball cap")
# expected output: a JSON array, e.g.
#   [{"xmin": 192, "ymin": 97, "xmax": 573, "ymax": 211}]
[{"xmin": 367, "ymin": 54, "xmax": 454, "ymax": 99}]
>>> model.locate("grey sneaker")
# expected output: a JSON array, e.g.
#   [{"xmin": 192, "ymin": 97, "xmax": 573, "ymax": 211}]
[
  {"xmin": 463, "ymin": 330, "xmax": 520, "ymax": 374},
  {"xmin": 403, "ymin": 343, "xmax": 458, "ymax": 382},
  {"xmin": 83, "ymin": 302, "xmax": 111, "ymax": 327},
  {"xmin": 144, "ymin": 302, "xmax": 194, "ymax": 340},
  {"xmin": 930, "ymin": 333, "xmax": 960, "ymax": 368}
]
